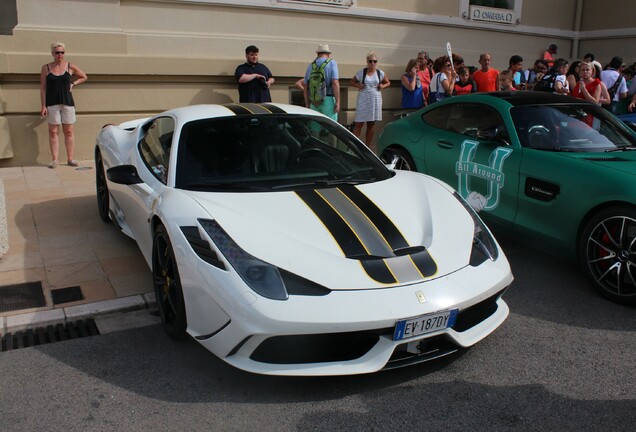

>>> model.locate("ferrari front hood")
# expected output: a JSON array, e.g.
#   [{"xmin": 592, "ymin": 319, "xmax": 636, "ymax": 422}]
[{"xmin": 184, "ymin": 173, "xmax": 476, "ymax": 289}]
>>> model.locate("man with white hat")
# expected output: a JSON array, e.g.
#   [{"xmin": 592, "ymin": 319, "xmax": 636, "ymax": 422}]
[{"xmin": 303, "ymin": 43, "xmax": 340, "ymax": 121}]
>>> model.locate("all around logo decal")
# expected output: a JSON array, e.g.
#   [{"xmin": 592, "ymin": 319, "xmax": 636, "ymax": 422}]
[{"xmin": 456, "ymin": 140, "xmax": 512, "ymax": 211}]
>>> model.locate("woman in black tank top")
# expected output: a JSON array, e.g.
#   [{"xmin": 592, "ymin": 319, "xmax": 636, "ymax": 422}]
[{"xmin": 40, "ymin": 42, "xmax": 87, "ymax": 168}]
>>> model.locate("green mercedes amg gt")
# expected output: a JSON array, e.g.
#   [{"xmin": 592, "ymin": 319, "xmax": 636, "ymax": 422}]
[{"xmin": 378, "ymin": 91, "xmax": 636, "ymax": 305}]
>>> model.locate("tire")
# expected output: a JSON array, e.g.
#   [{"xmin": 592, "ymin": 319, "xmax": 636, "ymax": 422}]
[
  {"xmin": 95, "ymin": 149, "xmax": 111, "ymax": 223},
  {"xmin": 579, "ymin": 205, "xmax": 636, "ymax": 305},
  {"xmin": 152, "ymin": 224, "xmax": 188, "ymax": 339},
  {"xmin": 381, "ymin": 147, "xmax": 417, "ymax": 172}
]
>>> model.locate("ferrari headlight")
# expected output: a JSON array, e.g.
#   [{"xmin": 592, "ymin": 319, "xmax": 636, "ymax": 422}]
[
  {"xmin": 199, "ymin": 219, "xmax": 288, "ymax": 300},
  {"xmin": 453, "ymin": 192, "xmax": 499, "ymax": 266}
]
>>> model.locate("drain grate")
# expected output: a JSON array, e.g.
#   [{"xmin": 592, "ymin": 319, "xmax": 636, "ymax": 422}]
[
  {"xmin": 1, "ymin": 319, "xmax": 99, "ymax": 352},
  {"xmin": 51, "ymin": 286, "xmax": 84, "ymax": 305},
  {"xmin": 0, "ymin": 281, "xmax": 46, "ymax": 313}
]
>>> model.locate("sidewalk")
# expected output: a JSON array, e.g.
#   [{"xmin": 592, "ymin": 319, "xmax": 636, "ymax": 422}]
[{"xmin": 0, "ymin": 161, "xmax": 155, "ymax": 335}]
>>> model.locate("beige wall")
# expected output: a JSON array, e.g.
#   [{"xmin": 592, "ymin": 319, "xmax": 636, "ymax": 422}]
[
  {"xmin": 359, "ymin": 0, "xmax": 460, "ymax": 16},
  {"xmin": 521, "ymin": 0, "xmax": 578, "ymax": 29},
  {"xmin": 0, "ymin": 0, "xmax": 634, "ymax": 167},
  {"xmin": 582, "ymin": 0, "xmax": 635, "ymax": 30}
]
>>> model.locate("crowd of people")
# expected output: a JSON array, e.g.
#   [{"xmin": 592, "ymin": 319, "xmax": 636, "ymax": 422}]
[
  {"xmin": 398, "ymin": 44, "xmax": 636, "ymax": 117},
  {"xmin": 237, "ymin": 42, "xmax": 636, "ymax": 144},
  {"xmin": 41, "ymin": 41, "xmax": 635, "ymax": 168}
]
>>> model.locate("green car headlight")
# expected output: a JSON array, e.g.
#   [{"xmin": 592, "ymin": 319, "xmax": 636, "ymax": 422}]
[
  {"xmin": 453, "ymin": 193, "xmax": 499, "ymax": 266},
  {"xmin": 199, "ymin": 219, "xmax": 288, "ymax": 300}
]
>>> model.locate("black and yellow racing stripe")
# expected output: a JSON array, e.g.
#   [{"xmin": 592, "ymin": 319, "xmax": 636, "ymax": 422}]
[
  {"xmin": 296, "ymin": 186, "xmax": 437, "ymax": 285},
  {"xmin": 260, "ymin": 103, "xmax": 286, "ymax": 114},
  {"xmin": 224, "ymin": 103, "xmax": 286, "ymax": 115}
]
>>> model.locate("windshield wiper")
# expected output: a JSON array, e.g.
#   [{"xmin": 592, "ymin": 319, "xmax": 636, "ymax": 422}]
[
  {"xmin": 320, "ymin": 177, "xmax": 373, "ymax": 186},
  {"xmin": 270, "ymin": 177, "xmax": 372, "ymax": 191},
  {"xmin": 605, "ymin": 145, "xmax": 636, "ymax": 152}
]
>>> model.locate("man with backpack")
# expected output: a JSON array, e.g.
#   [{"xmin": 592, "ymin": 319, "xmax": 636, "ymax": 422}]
[
  {"xmin": 303, "ymin": 43, "xmax": 340, "ymax": 122},
  {"xmin": 601, "ymin": 56, "xmax": 629, "ymax": 114}
]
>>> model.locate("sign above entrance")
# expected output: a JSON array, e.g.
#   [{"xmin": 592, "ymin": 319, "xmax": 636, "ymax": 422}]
[{"xmin": 469, "ymin": 5, "xmax": 517, "ymax": 25}]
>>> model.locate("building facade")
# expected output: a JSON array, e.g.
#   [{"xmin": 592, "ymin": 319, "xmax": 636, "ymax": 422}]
[{"xmin": 0, "ymin": 0, "xmax": 634, "ymax": 166}]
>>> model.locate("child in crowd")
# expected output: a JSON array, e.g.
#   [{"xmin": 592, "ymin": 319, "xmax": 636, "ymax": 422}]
[
  {"xmin": 453, "ymin": 66, "xmax": 477, "ymax": 95},
  {"xmin": 553, "ymin": 58, "xmax": 570, "ymax": 95},
  {"xmin": 499, "ymin": 70, "xmax": 516, "ymax": 91}
]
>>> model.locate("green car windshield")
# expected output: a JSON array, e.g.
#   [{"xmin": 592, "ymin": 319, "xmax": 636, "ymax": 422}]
[
  {"xmin": 176, "ymin": 114, "xmax": 391, "ymax": 192},
  {"xmin": 511, "ymin": 104, "xmax": 636, "ymax": 152}
]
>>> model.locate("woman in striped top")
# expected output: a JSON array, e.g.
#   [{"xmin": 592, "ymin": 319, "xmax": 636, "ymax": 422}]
[{"xmin": 350, "ymin": 51, "xmax": 390, "ymax": 145}]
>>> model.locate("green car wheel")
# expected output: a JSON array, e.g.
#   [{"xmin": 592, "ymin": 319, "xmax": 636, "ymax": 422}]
[
  {"xmin": 581, "ymin": 206, "xmax": 636, "ymax": 305},
  {"xmin": 382, "ymin": 148, "xmax": 416, "ymax": 172}
]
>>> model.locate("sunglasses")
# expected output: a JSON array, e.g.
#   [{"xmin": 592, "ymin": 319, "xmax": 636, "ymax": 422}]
[
  {"xmin": 54, "ymin": 51, "xmax": 65, "ymax": 55},
  {"xmin": 368, "ymin": 59, "xmax": 377, "ymax": 63}
]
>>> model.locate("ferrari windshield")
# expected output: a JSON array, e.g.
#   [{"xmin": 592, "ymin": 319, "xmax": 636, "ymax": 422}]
[
  {"xmin": 511, "ymin": 104, "xmax": 636, "ymax": 152},
  {"xmin": 176, "ymin": 114, "xmax": 391, "ymax": 191}
]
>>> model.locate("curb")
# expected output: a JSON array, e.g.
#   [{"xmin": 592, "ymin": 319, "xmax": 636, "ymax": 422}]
[{"xmin": 1, "ymin": 292, "xmax": 156, "ymax": 334}]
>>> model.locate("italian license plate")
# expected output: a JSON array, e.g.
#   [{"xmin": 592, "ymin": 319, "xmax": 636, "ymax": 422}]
[{"xmin": 393, "ymin": 309, "xmax": 458, "ymax": 341}]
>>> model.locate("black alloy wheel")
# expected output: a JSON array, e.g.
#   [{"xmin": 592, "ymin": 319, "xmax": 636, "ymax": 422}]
[
  {"xmin": 153, "ymin": 224, "xmax": 188, "ymax": 339},
  {"xmin": 581, "ymin": 206, "xmax": 636, "ymax": 305},
  {"xmin": 95, "ymin": 149, "xmax": 111, "ymax": 223}
]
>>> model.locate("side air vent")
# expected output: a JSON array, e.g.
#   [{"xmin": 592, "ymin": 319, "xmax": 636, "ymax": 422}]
[
  {"xmin": 180, "ymin": 226, "xmax": 226, "ymax": 270},
  {"xmin": 279, "ymin": 269, "xmax": 331, "ymax": 296},
  {"xmin": 525, "ymin": 178, "xmax": 560, "ymax": 202},
  {"xmin": 582, "ymin": 157, "xmax": 629, "ymax": 162}
]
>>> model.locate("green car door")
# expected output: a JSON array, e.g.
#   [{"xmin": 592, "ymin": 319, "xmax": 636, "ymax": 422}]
[{"xmin": 421, "ymin": 102, "xmax": 521, "ymax": 228}]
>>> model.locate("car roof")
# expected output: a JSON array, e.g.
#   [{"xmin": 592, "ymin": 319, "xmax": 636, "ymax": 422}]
[{"xmin": 449, "ymin": 91, "xmax": 594, "ymax": 107}]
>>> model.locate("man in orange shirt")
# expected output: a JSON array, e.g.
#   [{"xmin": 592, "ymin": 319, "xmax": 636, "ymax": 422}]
[
  {"xmin": 473, "ymin": 53, "xmax": 499, "ymax": 92},
  {"xmin": 416, "ymin": 50, "xmax": 433, "ymax": 104},
  {"xmin": 543, "ymin": 44, "xmax": 558, "ymax": 68}
]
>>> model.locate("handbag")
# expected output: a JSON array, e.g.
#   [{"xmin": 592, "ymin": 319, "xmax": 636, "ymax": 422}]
[
  {"xmin": 427, "ymin": 73, "xmax": 448, "ymax": 104},
  {"xmin": 602, "ymin": 75, "xmax": 624, "ymax": 112}
]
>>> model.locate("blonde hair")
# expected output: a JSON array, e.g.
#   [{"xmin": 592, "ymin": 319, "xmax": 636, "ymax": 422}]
[
  {"xmin": 50, "ymin": 42, "xmax": 65, "ymax": 53},
  {"xmin": 366, "ymin": 51, "xmax": 377, "ymax": 61},
  {"xmin": 580, "ymin": 61, "xmax": 594, "ymax": 72}
]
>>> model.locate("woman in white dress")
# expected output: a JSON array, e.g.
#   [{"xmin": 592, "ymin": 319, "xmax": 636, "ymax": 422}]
[{"xmin": 350, "ymin": 51, "xmax": 390, "ymax": 145}]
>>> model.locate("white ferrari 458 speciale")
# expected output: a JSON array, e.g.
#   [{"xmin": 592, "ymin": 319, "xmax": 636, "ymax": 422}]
[{"xmin": 95, "ymin": 103, "xmax": 513, "ymax": 376}]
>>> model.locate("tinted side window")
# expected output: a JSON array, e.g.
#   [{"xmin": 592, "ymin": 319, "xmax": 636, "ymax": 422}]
[
  {"xmin": 444, "ymin": 103, "xmax": 506, "ymax": 137},
  {"xmin": 139, "ymin": 116, "xmax": 174, "ymax": 184},
  {"xmin": 422, "ymin": 105, "xmax": 454, "ymax": 130}
]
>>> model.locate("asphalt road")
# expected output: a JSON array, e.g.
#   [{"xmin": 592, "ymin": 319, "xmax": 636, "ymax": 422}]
[{"xmin": 1, "ymin": 238, "xmax": 634, "ymax": 432}]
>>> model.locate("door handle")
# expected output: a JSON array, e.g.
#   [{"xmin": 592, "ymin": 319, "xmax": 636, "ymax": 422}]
[{"xmin": 437, "ymin": 140, "xmax": 453, "ymax": 149}]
